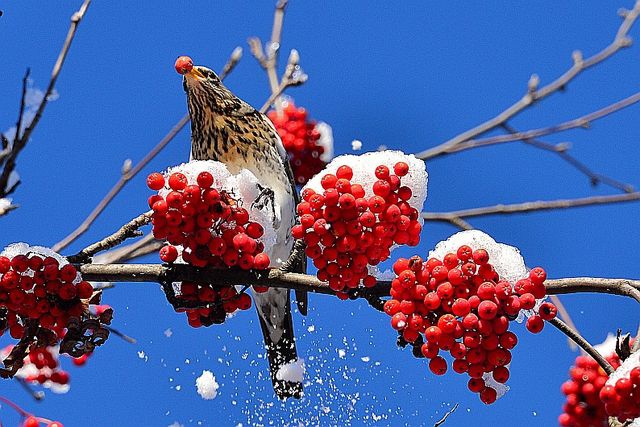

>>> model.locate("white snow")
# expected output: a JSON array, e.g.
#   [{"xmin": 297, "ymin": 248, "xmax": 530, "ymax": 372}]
[
  {"xmin": 429, "ymin": 230, "xmax": 528, "ymax": 284},
  {"xmin": 351, "ymin": 139, "xmax": 362, "ymax": 151},
  {"xmin": 303, "ymin": 150, "xmax": 428, "ymax": 221},
  {"xmin": 482, "ymin": 371, "xmax": 510, "ymax": 400},
  {"xmin": 196, "ymin": 370, "xmax": 220, "ymax": 400},
  {"xmin": 0, "ymin": 243, "xmax": 79, "ymax": 283},
  {"xmin": 606, "ymin": 349, "xmax": 640, "ymax": 385},
  {"xmin": 316, "ymin": 122, "xmax": 334, "ymax": 162},
  {"xmin": 0, "ymin": 198, "xmax": 12, "ymax": 215},
  {"xmin": 593, "ymin": 333, "xmax": 618, "ymax": 356},
  {"xmin": 3, "ymin": 86, "xmax": 58, "ymax": 144},
  {"xmin": 159, "ymin": 160, "xmax": 277, "ymax": 253},
  {"xmin": 275, "ymin": 358, "xmax": 305, "ymax": 383}
]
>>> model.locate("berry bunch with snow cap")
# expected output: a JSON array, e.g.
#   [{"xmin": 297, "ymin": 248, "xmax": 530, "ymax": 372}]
[
  {"xmin": 297, "ymin": 151, "xmax": 427, "ymax": 298},
  {"xmin": 268, "ymin": 97, "xmax": 333, "ymax": 185},
  {"xmin": 385, "ymin": 230, "xmax": 557, "ymax": 404},
  {"xmin": 0, "ymin": 243, "xmax": 111, "ymax": 377},
  {"xmin": 1, "ymin": 345, "xmax": 70, "ymax": 394},
  {"xmin": 558, "ymin": 335, "xmax": 629, "ymax": 427},
  {"xmin": 600, "ymin": 348, "xmax": 640, "ymax": 424},
  {"xmin": 147, "ymin": 160, "xmax": 277, "ymax": 327}
]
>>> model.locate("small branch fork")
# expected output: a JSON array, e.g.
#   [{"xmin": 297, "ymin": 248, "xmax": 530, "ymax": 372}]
[
  {"xmin": 0, "ymin": 0, "xmax": 92, "ymax": 207},
  {"xmin": 415, "ymin": 0, "xmax": 640, "ymax": 160}
]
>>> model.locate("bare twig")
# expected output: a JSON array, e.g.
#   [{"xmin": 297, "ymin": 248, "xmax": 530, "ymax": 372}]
[
  {"xmin": 434, "ymin": 403, "xmax": 459, "ymax": 427},
  {"xmin": 423, "ymin": 192, "xmax": 640, "ymax": 223},
  {"xmin": 415, "ymin": 1, "xmax": 640, "ymax": 160},
  {"xmin": 15, "ymin": 377, "xmax": 45, "ymax": 401},
  {"xmin": 249, "ymin": 0, "xmax": 290, "ymax": 94},
  {"xmin": 94, "ymin": 233, "xmax": 160, "ymax": 264},
  {"xmin": 501, "ymin": 123, "xmax": 635, "ymax": 193},
  {"xmin": 439, "ymin": 92, "xmax": 640, "ymax": 155},
  {"xmin": 52, "ymin": 49, "xmax": 241, "ymax": 252},
  {"xmin": 2, "ymin": 68, "xmax": 31, "ymax": 171},
  {"xmin": 549, "ymin": 317, "xmax": 614, "ymax": 375},
  {"xmin": 259, "ymin": 51, "xmax": 307, "ymax": 113},
  {"xmin": 0, "ymin": 0, "xmax": 92, "ymax": 198},
  {"xmin": 105, "ymin": 326, "xmax": 136, "ymax": 344},
  {"xmin": 67, "ymin": 211, "xmax": 152, "ymax": 263}
]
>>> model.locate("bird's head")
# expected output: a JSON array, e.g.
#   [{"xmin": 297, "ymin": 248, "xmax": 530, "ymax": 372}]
[{"xmin": 175, "ymin": 56, "xmax": 222, "ymax": 94}]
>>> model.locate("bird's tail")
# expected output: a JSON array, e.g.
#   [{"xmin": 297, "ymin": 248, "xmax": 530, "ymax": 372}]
[{"xmin": 255, "ymin": 289, "xmax": 303, "ymax": 399}]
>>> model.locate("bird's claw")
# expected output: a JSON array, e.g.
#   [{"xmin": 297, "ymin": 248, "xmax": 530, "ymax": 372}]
[{"xmin": 252, "ymin": 183, "xmax": 278, "ymax": 226}]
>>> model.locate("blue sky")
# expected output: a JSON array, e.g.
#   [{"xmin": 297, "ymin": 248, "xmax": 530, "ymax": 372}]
[{"xmin": 1, "ymin": 1, "xmax": 639, "ymax": 426}]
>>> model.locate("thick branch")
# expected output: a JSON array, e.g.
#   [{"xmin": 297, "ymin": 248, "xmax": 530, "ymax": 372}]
[
  {"xmin": 423, "ymin": 192, "xmax": 640, "ymax": 223},
  {"xmin": 0, "ymin": 0, "xmax": 91, "ymax": 198},
  {"xmin": 415, "ymin": 1, "xmax": 640, "ymax": 160}
]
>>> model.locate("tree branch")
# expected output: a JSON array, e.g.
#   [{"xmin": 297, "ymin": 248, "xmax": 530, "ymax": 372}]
[
  {"xmin": 67, "ymin": 211, "xmax": 152, "ymax": 263},
  {"xmin": 423, "ymin": 192, "xmax": 640, "ymax": 224},
  {"xmin": 415, "ymin": 1, "xmax": 640, "ymax": 160},
  {"xmin": 501, "ymin": 123, "xmax": 635, "ymax": 193},
  {"xmin": 438, "ymin": 92, "xmax": 640, "ymax": 155},
  {"xmin": 434, "ymin": 403, "xmax": 459, "ymax": 427},
  {"xmin": 0, "ymin": 0, "xmax": 92, "ymax": 199},
  {"xmin": 549, "ymin": 317, "xmax": 614, "ymax": 375}
]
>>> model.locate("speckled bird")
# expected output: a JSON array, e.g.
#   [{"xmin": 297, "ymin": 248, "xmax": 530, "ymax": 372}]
[{"xmin": 178, "ymin": 57, "xmax": 305, "ymax": 399}]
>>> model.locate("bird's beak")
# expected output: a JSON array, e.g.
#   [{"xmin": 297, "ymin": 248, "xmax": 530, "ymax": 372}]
[{"xmin": 184, "ymin": 67, "xmax": 205, "ymax": 84}]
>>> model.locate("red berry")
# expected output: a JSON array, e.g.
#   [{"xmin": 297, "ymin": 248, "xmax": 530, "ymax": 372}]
[
  {"xmin": 393, "ymin": 162, "xmax": 409, "ymax": 176},
  {"xmin": 146, "ymin": 172, "xmax": 165, "ymax": 190},
  {"xmin": 526, "ymin": 315, "xmax": 544, "ymax": 333},
  {"xmin": 175, "ymin": 55, "xmax": 194, "ymax": 74}
]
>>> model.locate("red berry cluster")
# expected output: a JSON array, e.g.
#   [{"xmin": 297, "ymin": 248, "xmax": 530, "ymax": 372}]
[
  {"xmin": 559, "ymin": 350, "xmax": 624, "ymax": 427},
  {"xmin": 23, "ymin": 346, "xmax": 70, "ymax": 387},
  {"xmin": 268, "ymin": 101, "xmax": 327, "ymax": 185},
  {"xmin": 22, "ymin": 416, "xmax": 63, "ymax": 427},
  {"xmin": 175, "ymin": 282, "xmax": 253, "ymax": 328},
  {"xmin": 385, "ymin": 246, "xmax": 557, "ymax": 404},
  {"xmin": 147, "ymin": 169, "xmax": 270, "ymax": 327},
  {"xmin": 0, "ymin": 253, "xmax": 94, "ymax": 340},
  {"xmin": 293, "ymin": 163, "xmax": 422, "ymax": 297},
  {"xmin": 600, "ymin": 360, "xmax": 640, "ymax": 424}
]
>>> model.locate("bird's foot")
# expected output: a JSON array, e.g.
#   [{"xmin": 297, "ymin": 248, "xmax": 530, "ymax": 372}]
[{"xmin": 252, "ymin": 184, "xmax": 277, "ymax": 222}]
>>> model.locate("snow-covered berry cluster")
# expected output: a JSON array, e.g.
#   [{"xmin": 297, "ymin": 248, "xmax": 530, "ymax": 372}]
[
  {"xmin": 384, "ymin": 231, "xmax": 557, "ymax": 404},
  {"xmin": 148, "ymin": 169, "xmax": 270, "ymax": 270},
  {"xmin": 147, "ymin": 161, "xmax": 278, "ymax": 327},
  {"xmin": 600, "ymin": 350, "xmax": 640, "ymax": 424},
  {"xmin": 0, "ymin": 245, "xmax": 94, "ymax": 340},
  {"xmin": 295, "ymin": 163, "xmax": 421, "ymax": 296},
  {"xmin": 298, "ymin": 151, "xmax": 428, "ymax": 297},
  {"xmin": 1, "ymin": 345, "xmax": 70, "ymax": 393},
  {"xmin": 268, "ymin": 99, "xmax": 333, "ymax": 185},
  {"xmin": 558, "ymin": 337, "xmax": 625, "ymax": 427}
]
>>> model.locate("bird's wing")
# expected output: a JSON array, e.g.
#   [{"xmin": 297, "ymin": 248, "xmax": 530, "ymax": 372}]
[{"xmin": 260, "ymin": 110, "xmax": 309, "ymax": 315}]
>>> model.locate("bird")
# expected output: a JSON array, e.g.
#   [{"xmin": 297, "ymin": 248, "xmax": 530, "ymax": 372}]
[{"xmin": 177, "ymin": 56, "xmax": 305, "ymax": 399}]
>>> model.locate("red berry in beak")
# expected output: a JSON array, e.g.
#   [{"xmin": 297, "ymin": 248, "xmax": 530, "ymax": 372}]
[{"xmin": 175, "ymin": 56, "xmax": 194, "ymax": 75}]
